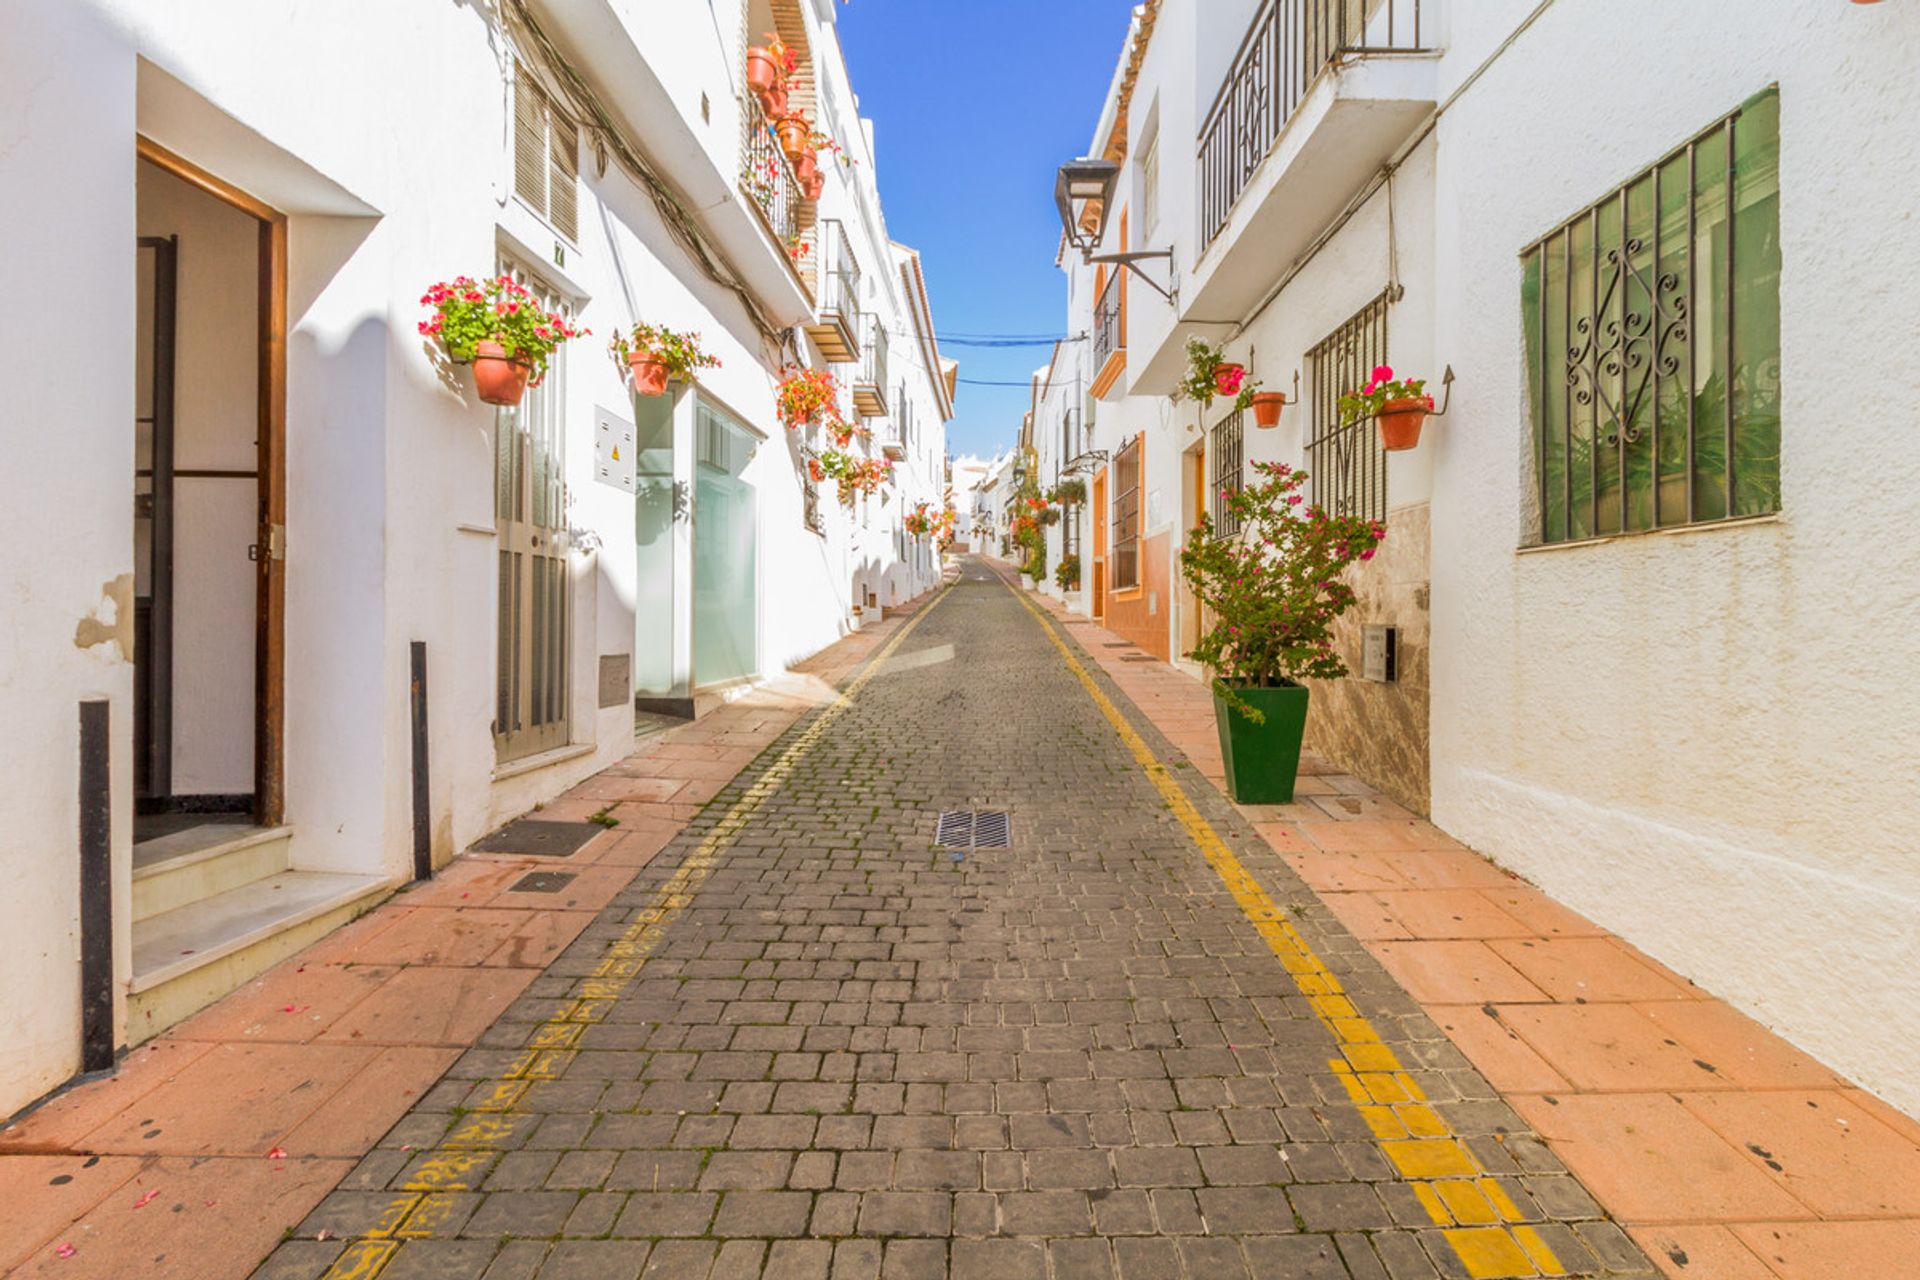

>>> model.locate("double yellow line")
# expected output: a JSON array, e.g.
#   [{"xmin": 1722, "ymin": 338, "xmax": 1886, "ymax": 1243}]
[
  {"xmin": 1001, "ymin": 580, "xmax": 1566, "ymax": 1280},
  {"xmin": 321, "ymin": 585, "xmax": 956, "ymax": 1280}
]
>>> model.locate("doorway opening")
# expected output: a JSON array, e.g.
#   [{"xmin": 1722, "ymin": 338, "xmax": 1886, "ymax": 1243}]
[
  {"xmin": 692, "ymin": 400, "xmax": 760, "ymax": 687},
  {"xmin": 133, "ymin": 141, "xmax": 285, "ymax": 865}
]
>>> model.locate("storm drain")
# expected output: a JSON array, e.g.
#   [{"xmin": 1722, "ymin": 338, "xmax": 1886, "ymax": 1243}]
[
  {"xmin": 509, "ymin": 871, "xmax": 577, "ymax": 894},
  {"xmin": 934, "ymin": 810, "xmax": 1012, "ymax": 850}
]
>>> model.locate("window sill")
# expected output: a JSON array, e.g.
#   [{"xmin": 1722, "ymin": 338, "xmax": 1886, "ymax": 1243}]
[
  {"xmin": 1516, "ymin": 511, "xmax": 1781, "ymax": 556},
  {"xmin": 1111, "ymin": 587, "xmax": 1144, "ymax": 601},
  {"xmin": 492, "ymin": 741, "xmax": 595, "ymax": 782}
]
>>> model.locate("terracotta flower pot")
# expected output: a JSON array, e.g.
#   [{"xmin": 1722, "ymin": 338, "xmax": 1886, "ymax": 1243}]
[
  {"xmin": 1212, "ymin": 362, "xmax": 1246, "ymax": 398},
  {"xmin": 625, "ymin": 350, "xmax": 671, "ymax": 396},
  {"xmin": 793, "ymin": 150, "xmax": 819, "ymax": 185},
  {"xmin": 801, "ymin": 170, "xmax": 825, "ymax": 202},
  {"xmin": 471, "ymin": 340, "xmax": 531, "ymax": 407},
  {"xmin": 759, "ymin": 80, "xmax": 790, "ymax": 120},
  {"xmin": 1250, "ymin": 391, "xmax": 1286, "ymax": 428},
  {"xmin": 745, "ymin": 47, "xmax": 781, "ymax": 96},
  {"xmin": 1375, "ymin": 398, "xmax": 1429, "ymax": 451},
  {"xmin": 775, "ymin": 116, "xmax": 810, "ymax": 161}
]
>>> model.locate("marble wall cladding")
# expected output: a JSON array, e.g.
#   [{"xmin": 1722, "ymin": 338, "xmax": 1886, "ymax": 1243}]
[{"xmin": 1305, "ymin": 502, "xmax": 1431, "ymax": 815}]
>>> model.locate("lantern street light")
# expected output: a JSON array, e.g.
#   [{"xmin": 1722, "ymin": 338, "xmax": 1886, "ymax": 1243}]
[{"xmin": 1053, "ymin": 157, "xmax": 1175, "ymax": 302}]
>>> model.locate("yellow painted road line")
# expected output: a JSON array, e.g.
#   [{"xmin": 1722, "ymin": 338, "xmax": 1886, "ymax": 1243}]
[
  {"xmin": 1001, "ymin": 578, "xmax": 1562, "ymax": 1280},
  {"xmin": 322, "ymin": 586, "xmax": 956, "ymax": 1279}
]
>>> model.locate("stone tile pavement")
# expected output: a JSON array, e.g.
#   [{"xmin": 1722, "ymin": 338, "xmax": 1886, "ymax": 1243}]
[
  {"xmin": 5, "ymin": 558, "xmax": 1913, "ymax": 1279},
  {"xmin": 1001, "ymin": 561, "xmax": 1920, "ymax": 1279},
  {"xmin": 0, "ymin": 607, "xmax": 924, "ymax": 1279},
  {"xmin": 237, "ymin": 559, "xmax": 1657, "ymax": 1280}
]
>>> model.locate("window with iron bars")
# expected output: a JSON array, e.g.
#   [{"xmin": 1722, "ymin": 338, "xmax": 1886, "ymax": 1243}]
[
  {"xmin": 1522, "ymin": 89, "xmax": 1780, "ymax": 545},
  {"xmin": 1210, "ymin": 409, "xmax": 1245, "ymax": 536},
  {"xmin": 1111, "ymin": 436, "xmax": 1142, "ymax": 591},
  {"xmin": 1306, "ymin": 293, "xmax": 1391, "ymax": 523},
  {"xmin": 802, "ymin": 468, "xmax": 823, "ymax": 535}
]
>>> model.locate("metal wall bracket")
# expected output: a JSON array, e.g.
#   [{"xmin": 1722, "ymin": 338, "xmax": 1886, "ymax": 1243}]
[{"xmin": 1085, "ymin": 249, "xmax": 1176, "ymax": 303}]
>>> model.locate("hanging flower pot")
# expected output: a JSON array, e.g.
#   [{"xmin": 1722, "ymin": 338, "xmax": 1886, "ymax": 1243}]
[
  {"xmin": 759, "ymin": 80, "xmax": 790, "ymax": 120},
  {"xmin": 793, "ymin": 149, "xmax": 819, "ymax": 189},
  {"xmin": 626, "ymin": 350, "xmax": 670, "ymax": 397},
  {"xmin": 1374, "ymin": 399, "xmax": 1430, "ymax": 451},
  {"xmin": 746, "ymin": 46, "xmax": 781, "ymax": 96},
  {"xmin": 775, "ymin": 115, "xmax": 811, "ymax": 162},
  {"xmin": 1250, "ymin": 391, "xmax": 1286, "ymax": 429},
  {"xmin": 1338, "ymin": 365, "xmax": 1435, "ymax": 453},
  {"xmin": 1212, "ymin": 362, "xmax": 1246, "ymax": 398},
  {"xmin": 420, "ymin": 274, "xmax": 584, "ymax": 408},
  {"xmin": 609, "ymin": 322, "xmax": 719, "ymax": 397},
  {"xmin": 471, "ymin": 340, "xmax": 532, "ymax": 407}
]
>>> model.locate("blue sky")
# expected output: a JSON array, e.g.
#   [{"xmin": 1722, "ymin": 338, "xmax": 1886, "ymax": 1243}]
[{"xmin": 838, "ymin": 0, "xmax": 1137, "ymax": 460}]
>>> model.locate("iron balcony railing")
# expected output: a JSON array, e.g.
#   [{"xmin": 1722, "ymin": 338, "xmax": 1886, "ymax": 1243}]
[
  {"xmin": 1092, "ymin": 270, "xmax": 1123, "ymax": 369},
  {"xmin": 739, "ymin": 92, "xmax": 801, "ymax": 246},
  {"xmin": 814, "ymin": 219, "xmax": 861, "ymax": 323},
  {"xmin": 1197, "ymin": 0, "xmax": 1428, "ymax": 246},
  {"xmin": 861, "ymin": 315, "xmax": 889, "ymax": 394}
]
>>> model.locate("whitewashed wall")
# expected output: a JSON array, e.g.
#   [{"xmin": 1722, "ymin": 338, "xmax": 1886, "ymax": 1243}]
[
  {"xmin": 0, "ymin": 0, "xmax": 942, "ymax": 1119},
  {"xmin": 1427, "ymin": 0, "xmax": 1920, "ymax": 1116}
]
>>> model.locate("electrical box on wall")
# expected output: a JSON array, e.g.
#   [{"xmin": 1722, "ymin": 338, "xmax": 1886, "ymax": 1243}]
[
  {"xmin": 1362, "ymin": 625, "xmax": 1397, "ymax": 683},
  {"xmin": 594, "ymin": 406, "xmax": 636, "ymax": 494}
]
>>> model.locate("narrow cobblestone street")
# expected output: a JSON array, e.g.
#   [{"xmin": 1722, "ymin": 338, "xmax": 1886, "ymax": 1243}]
[{"xmin": 250, "ymin": 562, "xmax": 1653, "ymax": 1280}]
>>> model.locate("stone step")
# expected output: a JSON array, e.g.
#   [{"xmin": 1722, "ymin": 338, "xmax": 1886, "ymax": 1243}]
[
  {"xmin": 132, "ymin": 824, "xmax": 292, "ymax": 923},
  {"xmin": 127, "ymin": 871, "xmax": 394, "ymax": 1044}
]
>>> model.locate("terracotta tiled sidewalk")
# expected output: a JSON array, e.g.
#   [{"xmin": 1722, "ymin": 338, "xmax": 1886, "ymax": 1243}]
[
  {"xmin": 0, "ymin": 600, "xmax": 933, "ymax": 1279},
  {"xmin": 1006, "ymin": 567, "xmax": 1920, "ymax": 1280}
]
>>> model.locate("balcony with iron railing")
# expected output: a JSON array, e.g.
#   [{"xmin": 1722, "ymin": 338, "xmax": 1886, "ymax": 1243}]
[
  {"xmin": 801, "ymin": 219, "xmax": 861, "ymax": 363},
  {"xmin": 1182, "ymin": 0, "xmax": 1437, "ymax": 323},
  {"xmin": 740, "ymin": 92, "xmax": 803, "ymax": 259},
  {"xmin": 1090, "ymin": 269, "xmax": 1125, "ymax": 396},
  {"xmin": 853, "ymin": 315, "xmax": 889, "ymax": 418}
]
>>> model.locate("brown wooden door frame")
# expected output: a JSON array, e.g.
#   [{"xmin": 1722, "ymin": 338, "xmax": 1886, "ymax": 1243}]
[
  {"xmin": 135, "ymin": 137, "xmax": 287, "ymax": 826},
  {"xmin": 1091, "ymin": 468, "xmax": 1108, "ymax": 622}
]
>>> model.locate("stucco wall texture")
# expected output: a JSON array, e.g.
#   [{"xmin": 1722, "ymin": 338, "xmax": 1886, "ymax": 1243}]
[{"xmin": 1427, "ymin": 0, "xmax": 1920, "ymax": 1116}]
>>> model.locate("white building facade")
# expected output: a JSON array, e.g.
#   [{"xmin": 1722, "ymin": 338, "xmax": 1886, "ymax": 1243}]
[
  {"xmin": 1051, "ymin": 0, "xmax": 1920, "ymax": 1116},
  {"xmin": 0, "ymin": 0, "xmax": 949, "ymax": 1118}
]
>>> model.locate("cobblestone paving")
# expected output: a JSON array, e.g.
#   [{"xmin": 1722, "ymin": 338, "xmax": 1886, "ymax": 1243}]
[{"xmin": 258, "ymin": 561, "xmax": 1654, "ymax": 1280}]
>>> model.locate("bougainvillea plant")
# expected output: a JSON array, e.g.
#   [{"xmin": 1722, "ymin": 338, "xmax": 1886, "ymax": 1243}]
[
  {"xmin": 1173, "ymin": 337, "xmax": 1259, "ymax": 412},
  {"xmin": 1336, "ymin": 364, "xmax": 1431, "ymax": 421},
  {"xmin": 776, "ymin": 366, "xmax": 842, "ymax": 430},
  {"xmin": 419, "ymin": 275, "xmax": 585, "ymax": 379},
  {"xmin": 607, "ymin": 323, "xmax": 720, "ymax": 381},
  {"xmin": 1178, "ymin": 461, "xmax": 1386, "ymax": 720}
]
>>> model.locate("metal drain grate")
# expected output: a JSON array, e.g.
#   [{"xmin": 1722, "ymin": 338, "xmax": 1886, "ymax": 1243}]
[
  {"xmin": 934, "ymin": 810, "xmax": 1011, "ymax": 850},
  {"xmin": 509, "ymin": 871, "xmax": 577, "ymax": 894}
]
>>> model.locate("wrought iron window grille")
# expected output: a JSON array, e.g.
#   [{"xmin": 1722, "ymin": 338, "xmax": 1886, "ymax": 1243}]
[
  {"xmin": 1305, "ymin": 291, "xmax": 1392, "ymax": 523},
  {"xmin": 1522, "ymin": 89, "xmax": 1781, "ymax": 544}
]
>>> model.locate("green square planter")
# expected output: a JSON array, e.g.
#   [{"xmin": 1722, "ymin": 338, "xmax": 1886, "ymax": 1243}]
[{"xmin": 1212, "ymin": 680, "xmax": 1310, "ymax": 805}]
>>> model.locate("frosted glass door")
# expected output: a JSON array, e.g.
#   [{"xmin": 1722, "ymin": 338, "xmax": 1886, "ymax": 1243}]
[{"xmin": 692, "ymin": 403, "xmax": 759, "ymax": 686}]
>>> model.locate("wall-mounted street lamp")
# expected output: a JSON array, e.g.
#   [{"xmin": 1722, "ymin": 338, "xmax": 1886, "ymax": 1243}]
[{"xmin": 1054, "ymin": 157, "xmax": 1176, "ymax": 303}]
